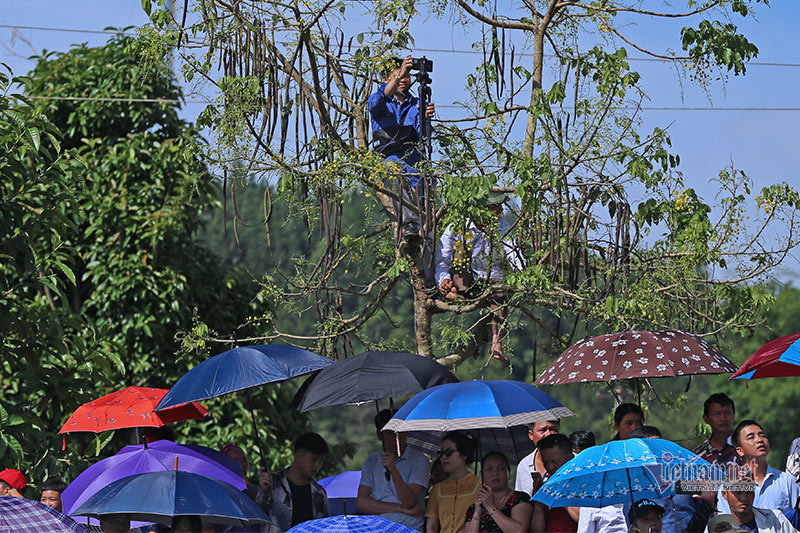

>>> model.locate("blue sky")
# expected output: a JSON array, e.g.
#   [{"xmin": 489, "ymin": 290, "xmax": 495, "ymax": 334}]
[{"xmin": 3, "ymin": 1, "xmax": 798, "ymax": 279}]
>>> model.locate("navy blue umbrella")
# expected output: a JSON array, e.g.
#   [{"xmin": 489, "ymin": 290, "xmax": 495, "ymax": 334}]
[
  {"xmin": 156, "ymin": 344, "xmax": 333, "ymax": 466},
  {"xmin": 72, "ymin": 470, "xmax": 272, "ymax": 527}
]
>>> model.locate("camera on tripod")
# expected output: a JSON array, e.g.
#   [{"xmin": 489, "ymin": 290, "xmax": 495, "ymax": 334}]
[{"xmin": 410, "ymin": 57, "xmax": 433, "ymax": 73}]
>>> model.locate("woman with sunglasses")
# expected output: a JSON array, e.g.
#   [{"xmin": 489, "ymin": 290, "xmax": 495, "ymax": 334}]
[
  {"xmin": 465, "ymin": 451, "xmax": 532, "ymax": 533},
  {"xmin": 425, "ymin": 432, "xmax": 480, "ymax": 533}
]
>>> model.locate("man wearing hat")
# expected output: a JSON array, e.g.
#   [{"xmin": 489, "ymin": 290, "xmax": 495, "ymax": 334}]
[
  {"xmin": 629, "ymin": 499, "xmax": 665, "ymax": 533},
  {"xmin": 434, "ymin": 191, "xmax": 522, "ymax": 362},
  {"xmin": 0, "ymin": 468, "xmax": 27, "ymax": 497}
]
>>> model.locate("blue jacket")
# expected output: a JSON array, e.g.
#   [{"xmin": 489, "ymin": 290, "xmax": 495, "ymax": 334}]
[{"xmin": 368, "ymin": 83, "xmax": 424, "ymax": 186}]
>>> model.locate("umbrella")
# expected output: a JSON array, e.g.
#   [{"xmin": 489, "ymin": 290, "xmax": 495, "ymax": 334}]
[
  {"xmin": 156, "ymin": 344, "xmax": 333, "ymax": 466},
  {"xmin": 61, "ymin": 440, "xmax": 246, "ymax": 519},
  {"xmin": 0, "ymin": 496, "xmax": 86, "ymax": 532},
  {"xmin": 532, "ymin": 438, "xmax": 723, "ymax": 508},
  {"xmin": 290, "ymin": 351, "xmax": 459, "ymax": 412},
  {"xmin": 73, "ymin": 470, "xmax": 271, "ymax": 527},
  {"xmin": 382, "ymin": 380, "xmax": 574, "ymax": 433},
  {"xmin": 318, "ymin": 471, "xmax": 361, "ymax": 516},
  {"xmin": 405, "ymin": 425, "xmax": 535, "ymax": 464},
  {"xmin": 730, "ymin": 333, "xmax": 800, "ymax": 380},
  {"xmin": 287, "ymin": 514, "xmax": 416, "ymax": 532},
  {"xmin": 59, "ymin": 386, "xmax": 208, "ymax": 434},
  {"xmin": 534, "ymin": 329, "xmax": 737, "ymax": 386}
]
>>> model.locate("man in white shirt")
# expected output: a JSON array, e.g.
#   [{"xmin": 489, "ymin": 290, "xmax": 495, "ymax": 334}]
[
  {"xmin": 708, "ymin": 478, "xmax": 796, "ymax": 533},
  {"xmin": 577, "ymin": 503, "xmax": 628, "ymax": 533},
  {"xmin": 514, "ymin": 420, "xmax": 560, "ymax": 496},
  {"xmin": 435, "ymin": 192, "xmax": 522, "ymax": 361},
  {"xmin": 716, "ymin": 420, "xmax": 800, "ymax": 515}
]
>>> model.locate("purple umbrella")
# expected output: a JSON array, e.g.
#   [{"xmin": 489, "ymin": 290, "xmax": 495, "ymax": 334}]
[
  {"xmin": 318, "ymin": 471, "xmax": 361, "ymax": 516},
  {"xmin": 0, "ymin": 496, "xmax": 86, "ymax": 532},
  {"xmin": 61, "ymin": 440, "xmax": 247, "ymax": 520}
]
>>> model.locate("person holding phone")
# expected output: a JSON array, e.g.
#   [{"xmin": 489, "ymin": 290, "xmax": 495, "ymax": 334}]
[
  {"xmin": 426, "ymin": 432, "xmax": 480, "ymax": 533},
  {"xmin": 465, "ymin": 452, "xmax": 532, "ymax": 532}
]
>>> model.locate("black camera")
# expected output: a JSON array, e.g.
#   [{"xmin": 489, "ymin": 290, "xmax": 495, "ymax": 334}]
[{"xmin": 410, "ymin": 56, "xmax": 433, "ymax": 72}]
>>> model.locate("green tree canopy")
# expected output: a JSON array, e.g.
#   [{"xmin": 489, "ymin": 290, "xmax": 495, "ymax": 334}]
[{"xmin": 139, "ymin": 0, "xmax": 800, "ymax": 371}]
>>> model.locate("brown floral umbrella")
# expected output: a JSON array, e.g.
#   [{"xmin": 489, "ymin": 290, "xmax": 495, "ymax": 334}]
[{"xmin": 534, "ymin": 329, "xmax": 737, "ymax": 386}]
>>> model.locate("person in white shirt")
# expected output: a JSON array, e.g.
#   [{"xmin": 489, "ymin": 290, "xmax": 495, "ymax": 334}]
[
  {"xmin": 707, "ymin": 478, "xmax": 797, "ymax": 533},
  {"xmin": 435, "ymin": 192, "xmax": 521, "ymax": 362},
  {"xmin": 576, "ymin": 503, "xmax": 628, "ymax": 533},
  {"xmin": 514, "ymin": 420, "xmax": 560, "ymax": 496}
]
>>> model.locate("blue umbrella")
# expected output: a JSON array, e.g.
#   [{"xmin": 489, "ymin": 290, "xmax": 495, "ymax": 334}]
[
  {"xmin": 318, "ymin": 471, "xmax": 361, "ymax": 516},
  {"xmin": 532, "ymin": 438, "xmax": 724, "ymax": 508},
  {"xmin": 73, "ymin": 470, "xmax": 272, "ymax": 527},
  {"xmin": 287, "ymin": 514, "xmax": 416, "ymax": 532},
  {"xmin": 157, "ymin": 345, "xmax": 334, "ymax": 409},
  {"xmin": 381, "ymin": 380, "xmax": 574, "ymax": 432},
  {"xmin": 156, "ymin": 344, "xmax": 333, "ymax": 466},
  {"xmin": 62, "ymin": 440, "xmax": 247, "ymax": 520}
]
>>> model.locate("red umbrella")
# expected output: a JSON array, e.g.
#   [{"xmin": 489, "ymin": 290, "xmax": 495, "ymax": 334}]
[
  {"xmin": 534, "ymin": 329, "xmax": 737, "ymax": 386},
  {"xmin": 730, "ymin": 333, "xmax": 800, "ymax": 380},
  {"xmin": 60, "ymin": 386, "xmax": 208, "ymax": 434}
]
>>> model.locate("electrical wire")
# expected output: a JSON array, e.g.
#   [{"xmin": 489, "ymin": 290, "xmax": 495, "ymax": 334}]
[{"xmin": 2, "ymin": 24, "xmax": 800, "ymax": 68}]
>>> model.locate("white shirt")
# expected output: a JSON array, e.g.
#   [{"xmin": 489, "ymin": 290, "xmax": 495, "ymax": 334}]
[
  {"xmin": 704, "ymin": 507, "xmax": 796, "ymax": 533},
  {"xmin": 577, "ymin": 504, "xmax": 628, "ymax": 533},
  {"xmin": 716, "ymin": 466, "xmax": 800, "ymax": 515},
  {"xmin": 434, "ymin": 215, "xmax": 521, "ymax": 286},
  {"xmin": 514, "ymin": 449, "xmax": 538, "ymax": 495}
]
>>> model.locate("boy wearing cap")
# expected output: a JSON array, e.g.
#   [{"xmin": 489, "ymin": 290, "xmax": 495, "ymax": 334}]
[
  {"xmin": 434, "ymin": 193, "xmax": 522, "ymax": 362},
  {"xmin": 629, "ymin": 499, "xmax": 664, "ymax": 533},
  {"xmin": 0, "ymin": 468, "xmax": 26, "ymax": 497}
]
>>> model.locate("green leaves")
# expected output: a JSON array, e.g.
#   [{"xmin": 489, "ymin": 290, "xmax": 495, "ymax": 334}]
[{"xmin": 681, "ymin": 20, "xmax": 759, "ymax": 75}]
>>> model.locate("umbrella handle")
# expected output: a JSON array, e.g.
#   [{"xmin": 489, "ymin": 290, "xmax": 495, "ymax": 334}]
[{"xmin": 246, "ymin": 389, "xmax": 269, "ymax": 471}]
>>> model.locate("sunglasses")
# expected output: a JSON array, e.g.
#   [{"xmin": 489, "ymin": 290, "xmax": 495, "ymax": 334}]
[{"xmin": 438, "ymin": 448, "xmax": 459, "ymax": 458}]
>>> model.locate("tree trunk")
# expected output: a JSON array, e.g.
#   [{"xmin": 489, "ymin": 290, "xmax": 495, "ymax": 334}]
[{"xmin": 524, "ymin": 28, "xmax": 545, "ymax": 159}]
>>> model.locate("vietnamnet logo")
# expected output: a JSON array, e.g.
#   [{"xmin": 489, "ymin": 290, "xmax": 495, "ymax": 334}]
[{"xmin": 657, "ymin": 452, "xmax": 756, "ymax": 494}]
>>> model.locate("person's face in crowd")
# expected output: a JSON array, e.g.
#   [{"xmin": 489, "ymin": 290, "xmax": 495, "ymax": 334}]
[
  {"xmin": 294, "ymin": 449, "xmax": 325, "ymax": 480},
  {"xmin": 704, "ymin": 402, "xmax": 734, "ymax": 436},
  {"xmin": 735, "ymin": 424, "xmax": 769, "ymax": 458},
  {"xmin": 723, "ymin": 488, "xmax": 755, "ymax": 517},
  {"xmin": 481, "ymin": 455, "xmax": 510, "ymax": 491},
  {"xmin": 615, "ymin": 413, "xmax": 644, "ymax": 440},
  {"xmin": 385, "ymin": 66, "xmax": 411, "ymax": 94},
  {"xmin": 172, "ymin": 516, "xmax": 193, "ymax": 533},
  {"xmin": 379, "ymin": 429, "xmax": 407, "ymax": 455},
  {"xmin": 99, "ymin": 514, "xmax": 131, "ymax": 533},
  {"xmin": 539, "ymin": 447, "xmax": 572, "ymax": 477},
  {"xmin": 226, "ymin": 448, "xmax": 250, "ymax": 478},
  {"xmin": 528, "ymin": 420, "xmax": 559, "ymax": 445},
  {"xmin": 439, "ymin": 439, "xmax": 467, "ymax": 473},
  {"xmin": 0, "ymin": 482, "xmax": 10, "ymax": 496},
  {"xmin": 40, "ymin": 489, "xmax": 63, "ymax": 512},
  {"xmin": 430, "ymin": 460, "xmax": 448, "ymax": 485},
  {"xmin": 633, "ymin": 509, "xmax": 663, "ymax": 533}
]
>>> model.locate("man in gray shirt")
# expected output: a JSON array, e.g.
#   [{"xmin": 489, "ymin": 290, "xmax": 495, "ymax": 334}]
[{"xmin": 357, "ymin": 409, "xmax": 430, "ymax": 531}]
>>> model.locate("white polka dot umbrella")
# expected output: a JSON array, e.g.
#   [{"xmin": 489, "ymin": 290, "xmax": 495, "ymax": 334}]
[{"xmin": 534, "ymin": 329, "xmax": 737, "ymax": 386}]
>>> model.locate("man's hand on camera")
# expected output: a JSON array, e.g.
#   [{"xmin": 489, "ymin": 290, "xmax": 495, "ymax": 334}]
[
  {"xmin": 425, "ymin": 102, "xmax": 435, "ymax": 117},
  {"xmin": 399, "ymin": 55, "xmax": 413, "ymax": 78}
]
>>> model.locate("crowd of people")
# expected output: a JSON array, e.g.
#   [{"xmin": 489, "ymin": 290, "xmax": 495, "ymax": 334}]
[{"xmin": 3, "ymin": 392, "xmax": 797, "ymax": 532}]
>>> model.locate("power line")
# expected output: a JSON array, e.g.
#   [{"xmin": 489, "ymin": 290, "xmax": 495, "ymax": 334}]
[
  {"xmin": 14, "ymin": 95, "xmax": 800, "ymax": 112},
  {"xmin": 2, "ymin": 24, "xmax": 800, "ymax": 69},
  {"xmin": 0, "ymin": 24, "xmax": 134, "ymax": 36},
  {"xmin": 415, "ymin": 48, "xmax": 800, "ymax": 69}
]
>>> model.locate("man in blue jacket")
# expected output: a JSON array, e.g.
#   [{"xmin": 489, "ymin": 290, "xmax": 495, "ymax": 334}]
[{"xmin": 369, "ymin": 55, "xmax": 435, "ymax": 242}]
